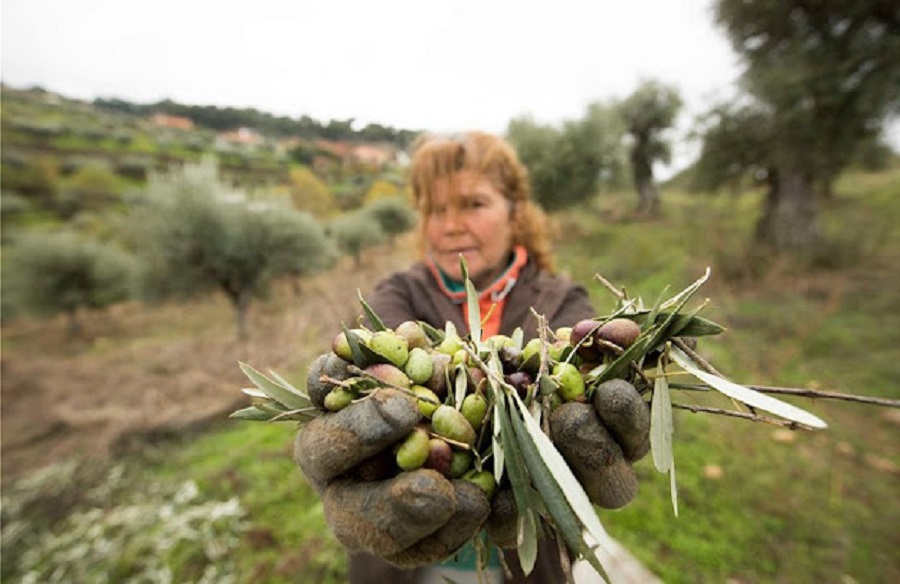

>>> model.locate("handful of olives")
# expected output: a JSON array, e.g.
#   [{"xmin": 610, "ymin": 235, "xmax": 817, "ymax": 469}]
[{"xmin": 296, "ymin": 315, "xmax": 650, "ymax": 502}]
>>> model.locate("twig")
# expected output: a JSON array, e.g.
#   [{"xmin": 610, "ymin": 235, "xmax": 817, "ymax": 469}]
[
  {"xmin": 670, "ymin": 380, "xmax": 900, "ymax": 409},
  {"xmin": 671, "ymin": 337, "xmax": 724, "ymax": 377},
  {"xmin": 672, "ymin": 403, "xmax": 816, "ymax": 431},
  {"xmin": 268, "ymin": 407, "xmax": 320, "ymax": 423},
  {"xmin": 593, "ymin": 273, "xmax": 626, "ymax": 299},
  {"xmin": 746, "ymin": 385, "xmax": 900, "ymax": 409},
  {"xmin": 340, "ymin": 367, "xmax": 440, "ymax": 406}
]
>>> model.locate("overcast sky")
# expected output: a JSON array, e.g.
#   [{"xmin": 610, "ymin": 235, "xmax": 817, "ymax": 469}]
[{"xmin": 3, "ymin": 0, "xmax": 746, "ymax": 173}]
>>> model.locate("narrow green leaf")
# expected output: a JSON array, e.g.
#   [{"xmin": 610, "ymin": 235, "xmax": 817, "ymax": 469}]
[
  {"xmin": 645, "ymin": 285, "xmax": 670, "ymax": 335},
  {"xmin": 643, "ymin": 268, "xmax": 711, "ymax": 353},
  {"xmin": 459, "ymin": 255, "xmax": 483, "ymax": 347},
  {"xmin": 358, "ymin": 290, "xmax": 386, "ymax": 332},
  {"xmin": 492, "ymin": 398, "xmax": 505, "ymax": 485},
  {"xmin": 669, "ymin": 346, "xmax": 828, "ymax": 429},
  {"xmin": 229, "ymin": 405, "xmax": 276, "ymax": 421},
  {"xmin": 495, "ymin": 392, "xmax": 538, "ymax": 575},
  {"xmin": 623, "ymin": 311, "xmax": 725, "ymax": 337},
  {"xmin": 650, "ymin": 361, "xmax": 674, "ymax": 473},
  {"xmin": 669, "ymin": 457, "xmax": 679, "ymax": 518},
  {"xmin": 453, "ymin": 364, "xmax": 468, "ymax": 409},
  {"xmin": 239, "ymin": 362, "xmax": 308, "ymax": 410},
  {"xmin": 508, "ymin": 396, "xmax": 610, "ymax": 582},
  {"xmin": 517, "ymin": 509, "xmax": 539, "ymax": 575},
  {"xmin": 241, "ymin": 387, "xmax": 268, "ymax": 399},
  {"xmin": 510, "ymin": 327, "xmax": 524, "ymax": 350},
  {"xmin": 268, "ymin": 370, "xmax": 311, "ymax": 400},
  {"xmin": 419, "ymin": 320, "xmax": 444, "ymax": 343},
  {"xmin": 341, "ymin": 324, "xmax": 374, "ymax": 368},
  {"xmin": 594, "ymin": 333, "xmax": 650, "ymax": 383},
  {"xmin": 661, "ymin": 266, "xmax": 711, "ymax": 311}
]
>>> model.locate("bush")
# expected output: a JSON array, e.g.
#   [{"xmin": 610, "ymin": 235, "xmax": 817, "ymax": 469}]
[
  {"xmin": 328, "ymin": 210, "xmax": 385, "ymax": 266},
  {"xmin": 4, "ymin": 230, "xmax": 135, "ymax": 333},
  {"xmin": 362, "ymin": 196, "xmax": 417, "ymax": 243}
]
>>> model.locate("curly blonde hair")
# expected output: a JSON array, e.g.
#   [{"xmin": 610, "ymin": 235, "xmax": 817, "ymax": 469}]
[{"xmin": 408, "ymin": 131, "xmax": 556, "ymax": 272}]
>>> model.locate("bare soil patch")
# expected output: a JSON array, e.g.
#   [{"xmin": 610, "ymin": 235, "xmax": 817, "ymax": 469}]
[{"xmin": 1, "ymin": 243, "xmax": 415, "ymax": 485}]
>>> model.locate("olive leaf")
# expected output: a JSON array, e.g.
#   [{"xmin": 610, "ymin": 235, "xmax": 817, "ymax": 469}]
[
  {"xmin": 669, "ymin": 346, "xmax": 828, "ymax": 429},
  {"xmin": 453, "ymin": 364, "xmax": 468, "ymax": 409},
  {"xmin": 460, "ymin": 255, "xmax": 484, "ymax": 348},
  {"xmin": 622, "ymin": 311, "xmax": 725, "ymax": 338},
  {"xmin": 507, "ymin": 391, "xmax": 611, "ymax": 582},
  {"xmin": 650, "ymin": 358, "xmax": 678, "ymax": 516},
  {"xmin": 650, "ymin": 360, "xmax": 674, "ymax": 474},
  {"xmin": 642, "ymin": 268, "xmax": 710, "ymax": 353},
  {"xmin": 268, "ymin": 370, "xmax": 309, "ymax": 399},
  {"xmin": 340, "ymin": 324, "xmax": 371, "ymax": 368},
  {"xmin": 661, "ymin": 266, "xmax": 711, "ymax": 311},
  {"xmin": 238, "ymin": 362, "xmax": 310, "ymax": 410},
  {"xmin": 419, "ymin": 320, "xmax": 444, "ymax": 343},
  {"xmin": 229, "ymin": 405, "xmax": 277, "ymax": 421},
  {"xmin": 494, "ymin": 391, "xmax": 538, "ymax": 575},
  {"xmin": 358, "ymin": 289, "xmax": 386, "ymax": 332}
]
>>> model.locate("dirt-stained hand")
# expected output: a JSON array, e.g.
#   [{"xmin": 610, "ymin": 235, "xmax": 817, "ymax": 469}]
[
  {"xmin": 294, "ymin": 386, "xmax": 491, "ymax": 567},
  {"xmin": 549, "ymin": 378, "xmax": 651, "ymax": 509}
]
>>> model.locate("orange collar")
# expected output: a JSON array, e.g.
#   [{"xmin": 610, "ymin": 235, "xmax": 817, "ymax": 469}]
[{"xmin": 427, "ymin": 246, "xmax": 528, "ymax": 338}]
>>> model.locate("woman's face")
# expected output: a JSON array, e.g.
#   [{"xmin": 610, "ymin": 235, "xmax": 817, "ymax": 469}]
[{"xmin": 424, "ymin": 170, "xmax": 514, "ymax": 288}]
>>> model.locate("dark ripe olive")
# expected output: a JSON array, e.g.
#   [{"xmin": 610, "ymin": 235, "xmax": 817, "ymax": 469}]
[
  {"xmin": 596, "ymin": 318, "xmax": 641, "ymax": 351},
  {"xmin": 427, "ymin": 352, "xmax": 452, "ymax": 398},
  {"xmin": 505, "ymin": 370, "xmax": 533, "ymax": 398},
  {"xmin": 467, "ymin": 367, "xmax": 486, "ymax": 392},
  {"xmin": 424, "ymin": 438, "xmax": 453, "ymax": 477},
  {"xmin": 570, "ymin": 318, "xmax": 603, "ymax": 362},
  {"xmin": 499, "ymin": 346, "xmax": 523, "ymax": 373},
  {"xmin": 570, "ymin": 319, "xmax": 598, "ymax": 346}
]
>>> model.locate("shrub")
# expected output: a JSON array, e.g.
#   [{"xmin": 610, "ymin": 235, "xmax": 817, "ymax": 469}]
[{"xmin": 4, "ymin": 230, "xmax": 135, "ymax": 333}]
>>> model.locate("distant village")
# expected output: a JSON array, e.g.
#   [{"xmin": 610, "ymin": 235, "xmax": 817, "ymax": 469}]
[{"xmin": 150, "ymin": 113, "xmax": 408, "ymax": 171}]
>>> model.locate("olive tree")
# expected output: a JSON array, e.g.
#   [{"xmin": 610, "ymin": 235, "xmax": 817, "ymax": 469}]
[
  {"xmin": 507, "ymin": 102, "xmax": 625, "ymax": 212},
  {"xmin": 618, "ymin": 80, "xmax": 683, "ymax": 215},
  {"xmin": 128, "ymin": 158, "xmax": 336, "ymax": 340},
  {"xmin": 362, "ymin": 196, "xmax": 417, "ymax": 246},
  {"xmin": 4, "ymin": 231, "xmax": 134, "ymax": 334},
  {"xmin": 329, "ymin": 210, "xmax": 385, "ymax": 267},
  {"xmin": 706, "ymin": 0, "xmax": 900, "ymax": 251}
]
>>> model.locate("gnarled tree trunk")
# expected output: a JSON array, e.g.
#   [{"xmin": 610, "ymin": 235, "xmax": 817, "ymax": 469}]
[
  {"xmin": 755, "ymin": 167, "xmax": 819, "ymax": 251},
  {"xmin": 636, "ymin": 180, "xmax": 661, "ymax": 216}
]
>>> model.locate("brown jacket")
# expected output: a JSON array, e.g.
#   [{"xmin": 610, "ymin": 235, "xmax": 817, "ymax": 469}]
[{"xmin": 348, "ymin": 259, "xmax": 596, "ymax": 583}]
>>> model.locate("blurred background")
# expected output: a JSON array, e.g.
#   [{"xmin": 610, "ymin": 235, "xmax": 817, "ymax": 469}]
[{"xmin": 2, "ymin": 1, "xmax": 898, "ymax": 582}]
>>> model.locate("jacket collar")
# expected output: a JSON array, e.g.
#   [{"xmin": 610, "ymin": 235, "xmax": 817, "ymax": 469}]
[{"xmin": 426, "ymin": 246, "xmax": 529, "ymax": 304}]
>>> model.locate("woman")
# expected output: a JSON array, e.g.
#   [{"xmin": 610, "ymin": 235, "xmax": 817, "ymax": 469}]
[
  {"xmin": 356, "ymin": 132, "xmax": 595, "ymax": 583},
  {"xmin": 295, "ymin": 132, "xmax": 645, "ymax": 584}
]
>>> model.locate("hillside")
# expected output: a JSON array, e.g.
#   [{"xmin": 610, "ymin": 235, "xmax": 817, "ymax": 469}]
[{"xmin": 1, "ymin": 84, "xmax": 413, "ymax": 233}]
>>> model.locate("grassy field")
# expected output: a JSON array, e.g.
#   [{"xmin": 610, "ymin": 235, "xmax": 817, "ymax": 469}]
[{"xmin": 3, "ymin": 168, "xmax": 899, "ymax": 583}]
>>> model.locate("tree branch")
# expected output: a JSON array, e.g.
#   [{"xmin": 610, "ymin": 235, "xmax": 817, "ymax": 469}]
[{"xmin": 672, "ymin": 403, "xmax": 816, "ymax": 430}]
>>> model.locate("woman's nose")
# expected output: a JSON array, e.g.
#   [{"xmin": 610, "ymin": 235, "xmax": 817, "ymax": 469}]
[{"xmin": 442, "ymin": 207, "xmax": 464, "ymax": 232}]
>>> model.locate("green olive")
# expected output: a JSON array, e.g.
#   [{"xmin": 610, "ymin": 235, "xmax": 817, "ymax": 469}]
[
  {"xmin": 431, "ymin": 405, "xmax": 476, "ymax": 446},
  {"xmin": 395, "ymin": 427, "xmax": 430, "ymax": 471}
]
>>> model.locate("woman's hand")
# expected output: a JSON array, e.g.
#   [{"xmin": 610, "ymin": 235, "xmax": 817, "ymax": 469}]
[
  {"xmin": 294, "ymin": 386, "xmax": 491, "ymax": 567},
  {"xmin": 549, "ymin": 378, "xmax": 651, "ymax": 509}
]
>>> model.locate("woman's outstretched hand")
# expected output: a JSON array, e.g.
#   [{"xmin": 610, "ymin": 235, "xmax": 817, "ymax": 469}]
[{"xmin": 293, "ymin": 386, "xmax": 490, "ymax": 567}]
